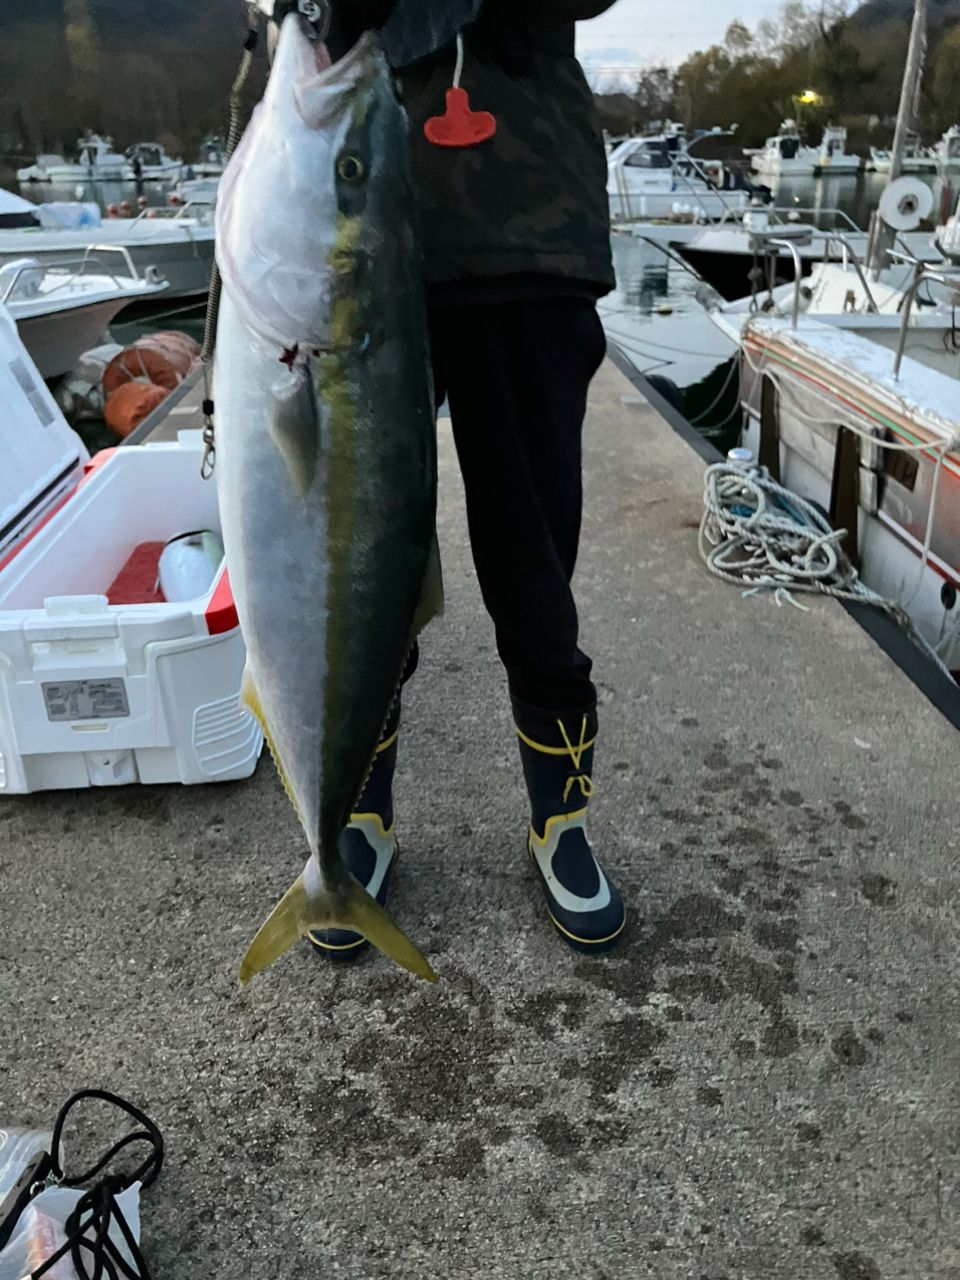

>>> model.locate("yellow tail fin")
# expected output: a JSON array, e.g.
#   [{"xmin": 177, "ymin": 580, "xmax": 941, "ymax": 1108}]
[{"xmin": 239, "ymin": 870, "xmax": 437, "ymax": 986}]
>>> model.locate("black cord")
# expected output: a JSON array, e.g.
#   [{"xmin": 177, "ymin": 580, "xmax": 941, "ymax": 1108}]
[{"xmin": 21, "ymin": 1090, "xmax": 163, "ymax": 1280}]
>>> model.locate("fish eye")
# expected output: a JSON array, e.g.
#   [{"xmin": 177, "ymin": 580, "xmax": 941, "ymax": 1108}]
[{"xmin": 337, "ymin": 153, "xmax": 365, "ymax": 184}]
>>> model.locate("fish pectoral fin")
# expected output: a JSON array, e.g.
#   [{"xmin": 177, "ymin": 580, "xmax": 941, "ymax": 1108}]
[
  {"xmin": 412, "ymin": 532, "xmax": 444, "ymax": 636},
  {"xmin": 238, "ymin": 869, "xmax": 438, "ymax": 985},
  {"xmin": 269, "ymin": 365, "xmax": 319, "ymax": 498}
]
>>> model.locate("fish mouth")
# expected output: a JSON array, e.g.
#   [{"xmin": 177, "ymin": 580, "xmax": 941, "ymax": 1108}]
[
  {"xmin": 294, "ymin": 28, "xmax": 386, "ymax": 127},
  {"xmin": 314, "ymin": 30, "xmax": 383, "ymax": 84}
]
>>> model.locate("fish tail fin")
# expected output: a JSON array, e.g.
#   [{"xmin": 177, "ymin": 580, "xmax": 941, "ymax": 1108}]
[
  {"xmin": 238, "ymin": 870, "xmax": 437, "ymax": 986},
  {"xmin": 340, "ymin": 878, "xmax": 438, "ymax": 984}
]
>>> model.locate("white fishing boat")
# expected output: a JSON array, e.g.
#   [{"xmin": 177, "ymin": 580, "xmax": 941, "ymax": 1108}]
[
  {"xmin": 714, "ymin": 294, "xmax": 960, "ymax": 673},
  {"xmin": 0, "ymin": 249, "xmax": 168, "ymax": 380},
  {"xmin": 17, "ymin": 134, "xmax": 125, "ymax": 184},
  {"xmin": 869, "ymin": 130, "xmax": 936, "ymax": 173},
  {"xmin": 15, "ymin": 155, "xmax": 69, "ymax": 184},
  {"xmin": 934, "ymin": 124, "xmax": 960, "ymax": 172},
  {"xmin": 188, "ymin": 137, "xmax": 225, "ymax": 178},
  {"xmin": 635, "ymin": 203, "xmax": 939, "ymax": 302},
  {"xmin": 702, "ymin": 162, "xmax": 960, "ymax": 670},
  {"xmin": 124, "ymin": 143, "xmax": 184, "ymax": 182},
  {"xmin": 170, "ymin": 177, "xmax": 219, "ymax": 208},
  {"xmin": 608, "ymin": 128, "xmax": 751, "ymax": 223},
  {"xmin": 750, "ymin": 121, "xmax": 819, "ymax": 178},
  {"xmin": 0, "ymin": 189, "xmax": 214, "ymax": 301},
  {"xmin": 815, "ymin": 126, "xmax": 861, "ymax": 174}
]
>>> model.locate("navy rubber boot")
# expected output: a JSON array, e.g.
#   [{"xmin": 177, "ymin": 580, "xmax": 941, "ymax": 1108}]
[
  {"xmin": 308, "ymin": 702, "xmax": 400, "ymax": 961},
  {"xmin": 513, "ymin": 698, "xmax": 625, "ymax": 953}
]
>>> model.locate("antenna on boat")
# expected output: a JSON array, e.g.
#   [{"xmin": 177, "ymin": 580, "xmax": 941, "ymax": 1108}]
[{"xmin": 867, "ymin": 0, "xmax": 927, "ymax": 273}]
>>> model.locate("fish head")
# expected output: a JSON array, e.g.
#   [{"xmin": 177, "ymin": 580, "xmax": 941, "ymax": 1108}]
[
  {"xmin": 306, "ymin": 35, "xmax": 413, "ymax": 354},
  {"xmin": 216, "ymin": 16, "xmax": 410, "ymax": 359}
]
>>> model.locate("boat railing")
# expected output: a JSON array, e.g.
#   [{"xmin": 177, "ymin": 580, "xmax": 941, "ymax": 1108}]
[
  {"xmin": 126, "ymin": 200, "xmax": 211, "ymax": 228},
  {"xmin": 893, "ymin": 262, "xmax": 960, "ymax": 377},
  {"xmin": 668, "ymin": 152, "xmax": 745, "ymax": 221},
  {"xmin": 0, "ymin": 245, "xmax": 161, "ymax": 304},
  {"xmin": 759, "ymin": 229, "xmax": 879, "ymax": 327}
]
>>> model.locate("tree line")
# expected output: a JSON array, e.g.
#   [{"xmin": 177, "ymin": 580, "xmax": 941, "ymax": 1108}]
[
  {"xmin": 0, "ymin": 0, "xmax": 264, "ymax": 163},
  {"xmin": 593, "ymin": 0, "xmax": 960, "ymax": 150},
  {"xmin": 3, "ymin": 0, "xmax": 959, "ymax": 164}
]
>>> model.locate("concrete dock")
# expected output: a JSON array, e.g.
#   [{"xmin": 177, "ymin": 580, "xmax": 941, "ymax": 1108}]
[{"xmin": 4, "ymin": 359, "xmax": 960, "ymax": 1279}]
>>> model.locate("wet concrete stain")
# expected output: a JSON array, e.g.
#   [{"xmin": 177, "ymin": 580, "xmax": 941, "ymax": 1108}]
[
  {"xmin": 535, "ymin": 1113, "xmax": 583, "ymax": 1156},
  {"xmin": 648, "ymin": 1065, "xmax": 677, "ymax": 1088},
  {"xmin": 833, "ymin": 1251, "xmax": 881, "ymax": 1279},
  {"xmin": 859, "ymin": 873, "xmax": 897, "ymax": 906},
  {"xmin": 312, "ymin": 740, "xmax": 901, "ymax": 1194},
  {"xmin": 831, "ymin": 1028, "xmax": 870, "ymax": 1068}
]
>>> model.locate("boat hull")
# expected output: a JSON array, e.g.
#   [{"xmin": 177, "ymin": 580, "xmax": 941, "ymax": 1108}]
[
  {"xmin": 738, "ymin": 319, "xmax": 960, "ymax": 672},
  {"xmin": 14, "ymin": 297, "xmax": 137, "ymax": 380}
]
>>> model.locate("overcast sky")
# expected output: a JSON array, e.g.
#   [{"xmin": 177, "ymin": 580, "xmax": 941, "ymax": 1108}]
[{"xmin": 576, "ymin": 0, "xmax": 783, "ymax": 71}]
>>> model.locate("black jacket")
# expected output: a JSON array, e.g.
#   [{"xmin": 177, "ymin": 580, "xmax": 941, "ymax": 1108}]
[{"xmin": 392, "ymin": 2, "xmax": 616, "ymax": 299}]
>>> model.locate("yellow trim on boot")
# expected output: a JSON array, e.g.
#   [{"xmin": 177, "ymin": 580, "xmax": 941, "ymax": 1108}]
[
  {"xmin": 348, "ymin": 812, "xmax": 396, "ymax": 841},
  {"xmin": 309, "ymin": 932, "xmax": 367, "ymax": 953},
  {"xmin": 546, "ymin": 904, "xmax": 627, "ymax": 947},
  {"xmin": 528, "ymin": 808, "xmax": 589, "ymax": 849},
  {"xmin": 515, "ymin": 726, "xmax": 597, "ymax": 759},
  {"xmin": 375, "ymin": 728, "xmax": 399, "ymax": 755}
]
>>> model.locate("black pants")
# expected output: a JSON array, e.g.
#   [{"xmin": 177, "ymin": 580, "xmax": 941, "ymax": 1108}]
[{"xmin": 420, "ymin": 296, "xmax": 606, "ymax": 712}]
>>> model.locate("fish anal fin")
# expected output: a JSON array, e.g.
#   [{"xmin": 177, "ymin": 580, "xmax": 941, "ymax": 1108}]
[
  {"xmin": 412, "ymin": 533, "xmax": 444, "ymax": 636},
  {"xmin": 241, "ymin": 666, "xmax": 303, "ymax": 825}
]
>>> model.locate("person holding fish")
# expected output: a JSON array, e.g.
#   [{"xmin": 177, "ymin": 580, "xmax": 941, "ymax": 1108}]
[{"xmin": 219, "ymin": 0, "xmax": 623, "ymax": 985}]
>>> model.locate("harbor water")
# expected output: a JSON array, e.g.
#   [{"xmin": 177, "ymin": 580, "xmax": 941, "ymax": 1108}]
[{"xmin": 2, "ymin": 163, "xmax": 958, "ymax": 454}]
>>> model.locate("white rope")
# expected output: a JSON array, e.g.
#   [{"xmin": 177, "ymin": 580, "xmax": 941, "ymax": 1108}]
[{"xmin": 699, "ymin": 460, "xmax": 956, "ymax": 678}]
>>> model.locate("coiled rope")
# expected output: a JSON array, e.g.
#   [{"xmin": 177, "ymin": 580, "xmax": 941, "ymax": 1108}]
[{"xmin": 698, "ymin": 459, "xmax": 956, "ymax": 678}]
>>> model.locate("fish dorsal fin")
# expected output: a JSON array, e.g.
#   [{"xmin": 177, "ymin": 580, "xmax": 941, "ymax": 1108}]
[{"xmin": 241, "ymin": 666, "xmax": 303, "ymax": 825}]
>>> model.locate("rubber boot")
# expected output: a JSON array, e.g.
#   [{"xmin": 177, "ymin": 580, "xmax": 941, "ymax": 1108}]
[
  {"xmin": 513, "ymin": 698, "xmax": 626, "ymax": 953},
  {"xmin": 308, "ymin": 702, "xmax": 400, "ymax": 961}
]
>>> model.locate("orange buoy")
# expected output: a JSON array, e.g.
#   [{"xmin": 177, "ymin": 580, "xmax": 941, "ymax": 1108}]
[
  {"xmin": 104, "ymin": 381, "xmax": 168, "ymax": 438},
  {"xmin": 102, "ymin": 332, "xmax": 199, "ymax": 397}
]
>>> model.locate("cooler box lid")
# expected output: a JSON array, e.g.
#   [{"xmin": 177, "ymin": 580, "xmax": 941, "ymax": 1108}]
[{"xmin": 0, "ymin": 303, "xmax": 90, "ymax": 563}]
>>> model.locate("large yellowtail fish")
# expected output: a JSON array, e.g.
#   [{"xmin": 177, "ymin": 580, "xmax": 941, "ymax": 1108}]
[{"xmin": 213, "ymin": 13, "xmax": 439, "ymax": 984}]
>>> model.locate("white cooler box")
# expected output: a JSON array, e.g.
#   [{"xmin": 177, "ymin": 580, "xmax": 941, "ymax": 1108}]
[{"xmin": 0, "ymin": 305, "xmax": 262, "ymax": 793}]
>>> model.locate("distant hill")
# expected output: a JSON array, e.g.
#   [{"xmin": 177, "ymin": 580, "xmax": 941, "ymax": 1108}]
[{"xmin": 0, "ymin": 0, "xmax": 264, "ymax": 156}]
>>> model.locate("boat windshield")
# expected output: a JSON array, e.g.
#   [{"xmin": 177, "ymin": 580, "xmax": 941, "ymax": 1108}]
[{"xmin": 624, "ymin": 141, "xmax": 671, "ymax": 170}]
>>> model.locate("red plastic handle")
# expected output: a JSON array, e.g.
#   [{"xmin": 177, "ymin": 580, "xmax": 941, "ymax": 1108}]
[{"xmin": 424, "ymin": 88, "xmax": 497, "ymax": 149}]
